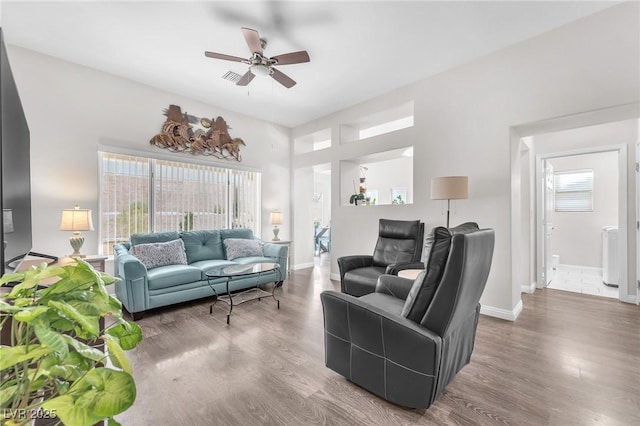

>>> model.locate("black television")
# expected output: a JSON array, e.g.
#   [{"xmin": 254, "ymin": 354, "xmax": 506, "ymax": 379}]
[{"xmin": 0, "ymin": 28, "xmax": 33, "ymax": 275}]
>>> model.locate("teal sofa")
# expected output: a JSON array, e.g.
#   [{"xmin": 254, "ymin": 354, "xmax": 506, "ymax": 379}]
[{"xmin": 113, "ymin": 229, "xmax": 287, "ymax": 319}]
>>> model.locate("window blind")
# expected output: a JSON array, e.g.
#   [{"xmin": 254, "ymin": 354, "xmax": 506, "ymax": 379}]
[
  {"xmin": 99, "ymin": 151, "xmax": 261, "ymax": 255},
  {"xmin": 554, "ymin": 169, "xmax": 593, "ymax": 212},
  {"xmin": 100, "ymin": 152, "xmax": 151, "ymax": 255},
  {"xmin": 154, "ymin": 159, "xmax": 229, "ymax": 232}
]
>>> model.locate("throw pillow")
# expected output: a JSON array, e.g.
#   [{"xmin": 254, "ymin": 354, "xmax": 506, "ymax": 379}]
[
  {"xmin": 223, "ymin": 238, "xmax": 264, "ymax": 261},
  {"xmin": 130, "ymin": 238, "xmax": 188, "ymax": 270},
  {"xmin": 401, "ymin": 227, "xmax": 452, "ymax": 322}
]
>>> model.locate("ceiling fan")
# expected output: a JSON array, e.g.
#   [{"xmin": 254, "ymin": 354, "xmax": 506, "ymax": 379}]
[{"xmin": 205, "ymin": 27, "xmax": 310, "ymax": 88}]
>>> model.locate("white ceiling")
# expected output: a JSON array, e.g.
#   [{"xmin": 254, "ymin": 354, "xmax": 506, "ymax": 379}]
[{"xmin": 1, "ymin": 1, "xmax": 618, "ymax": 128}]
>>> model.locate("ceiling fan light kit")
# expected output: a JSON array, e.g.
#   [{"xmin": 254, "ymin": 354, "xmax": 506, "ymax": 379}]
[{"xmin": 205, "ymin": 27, "xmax": 310, "ymax": 88}]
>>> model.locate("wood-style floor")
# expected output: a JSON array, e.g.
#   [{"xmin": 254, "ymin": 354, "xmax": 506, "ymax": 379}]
[{"xmin": 116, "ymin": 256, "xmax": 640, "ymax": 425}]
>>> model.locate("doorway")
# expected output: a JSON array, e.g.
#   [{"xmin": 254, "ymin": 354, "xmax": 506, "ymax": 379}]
[
  {"xmin": 312, "ymin": 163, "xmax": 331, "ymax": 262},
  {"xmin": 539, "ymin": 151, "xmax": 620, "ymax": 299}
]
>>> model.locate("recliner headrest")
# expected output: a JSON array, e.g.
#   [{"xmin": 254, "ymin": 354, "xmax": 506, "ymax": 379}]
[{"xmin": 378, "ymin": 219, "xmax": 421, "ymax": 239}]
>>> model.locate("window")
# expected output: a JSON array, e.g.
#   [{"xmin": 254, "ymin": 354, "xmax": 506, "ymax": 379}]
[
  {"xmin": 99, "ymin": 151, "xmax": 261, "ymax": 255},
  {"xmin": 358, "ymin": 116, "xmax": 414, "ymax": 140},
  {"xmin": 554, "ymin": 169, "xmax": 593, "ymax": 212}
]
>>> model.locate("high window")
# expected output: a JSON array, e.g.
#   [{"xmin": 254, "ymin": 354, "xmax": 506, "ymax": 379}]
[
  {"xmin": 554, "ymin": 169, "xmax": 593, "ymax": 212},
  {"xmin": 99, "ymin": 151, "xmax": 261, "ymax": 255}
]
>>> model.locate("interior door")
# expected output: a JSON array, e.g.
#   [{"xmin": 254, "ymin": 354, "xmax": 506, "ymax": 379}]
[{"xmin": 543, "ymin": 160, "xmax": 555, "ymax": 287}]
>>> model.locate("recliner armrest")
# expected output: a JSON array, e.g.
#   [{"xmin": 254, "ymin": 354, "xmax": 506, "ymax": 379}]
[
  {"xmin": 375, "ymin": 274, "xmax": 414, "ymax": 300},
  {"xmin": 385, "ymin": 262, "xmax": 425, "ymax": 275},
  {"xmin": 337, "ymin": 255, "xmax": 373, "ymax": 276}
]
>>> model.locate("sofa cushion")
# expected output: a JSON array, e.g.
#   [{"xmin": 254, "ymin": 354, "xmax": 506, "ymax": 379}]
[
  {"xmin": 343, "ymin": 266, "xmax": 386, "ymax": 297},
  {"xmin": 189, "ymin": 259, "xmax": 237, "ymax": 279},
  {"xmin": 220, "ymin": 228, "xmax": 254, "ymax": 241},
  {"xmin": 181, "ymin": 230, "xmax": 224, "ymax": 264},
  {"xmin": 223, "ymin": 238, "xmax": 264, "ymax": 261},
  {"xmin": 130, "ymin": 238, "xmax": 188, "ymax": 270},
  {"xmin": 131, "ymin": 231, "xmax": 180, "ymax": 246},
  {"xmin": 147, "ymin": 264, "xmax": 203, "ymax": 290},
  {"xmin": 401, "ymin": 227, "xmax": 452, "ymax": 322},
  {"xmin": 234, "ymin": 256, "xmax": 276, "ymax": 265}
]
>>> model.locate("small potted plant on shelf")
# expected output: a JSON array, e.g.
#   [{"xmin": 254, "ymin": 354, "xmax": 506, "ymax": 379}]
[
  {"xmin": 349, "ymin": 193, "xmax": 366, "ymax": 206},
  {"xmin": 0, "ymin": 259, "xmax": 143, "ymax": 426}
]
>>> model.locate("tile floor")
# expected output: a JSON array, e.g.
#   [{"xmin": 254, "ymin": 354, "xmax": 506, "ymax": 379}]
[{"xmin": 548, "ymin": 264, "xmax": 619, "ymax": 299}]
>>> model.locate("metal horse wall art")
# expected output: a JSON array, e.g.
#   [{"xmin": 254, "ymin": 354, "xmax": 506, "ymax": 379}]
[{"xmin": 150, "ymin": 105, "xmax": 246, "ymax": 161}]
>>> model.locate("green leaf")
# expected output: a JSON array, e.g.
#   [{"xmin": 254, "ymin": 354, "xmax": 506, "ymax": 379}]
[
  {"xmin": 108, "ymin": 418, "xmax": 123, "ymax": 426},
  {"xmin": 104, "ymin": 335, "xmax": 132, "ymax": 374},
  {"xmin": 0, "ymin": 384, "xmax": 17, "ymax": 407},
  {"xmin": 0, "ymin": 300, "xmax": 23, "ymax": 313},
  {"xmin": 7, "ymin": 264, "xmax": 66, "ymax": 297},
  {"xmin": 67, "ymin": 300, "xmax": 102, "ymax": 317},
  {"xmin": 33, "ymin": 321, "xmax": 68, "ymax": 357},
  {"xmin": 39, "ymin": 277, "xmax": 93, "ymax": 301},
  {"xmin": 41, "ymin": 394, "xmax": 104, "ymax": 426},
  {"xmin": 49, "ymin": 317, "xmax": 75, "ymax": 332},
  {"xmin": 48, "ymin": 300, "xmax": 99, "ymax": 337},
  {"xmin": 13, "ymin": 306, "xmax": 50, "ymax": 323},
  {"xmin": 0, "ymin": 271, "xmax": 26, "ymax": 286},
  {"xmin": 69, "ymin": 368, "xmax": 136, "ymax": 418},
  {"xmin": 0, "ymin": 345, "xmax": 53, "ymax": 370},
  {"xmin": 106, "ymin": 322, "xmax": 142, "ymax": 350},
  {"xmin": 62, "ymin": 335, "xmax": 105, "ymax": 363}
]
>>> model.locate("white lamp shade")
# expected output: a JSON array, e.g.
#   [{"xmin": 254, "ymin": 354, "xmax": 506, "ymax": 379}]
[
  {"xmin": 60, "ymin": 207, "xmax": 94, "ymax": 231},
  {"xmin": 270, "ymin": 211, "xmax": 283, "ymax": 225},
  {"xmin": 3, "ymin": 209, "xmax": 14, "ymax": 233},
  {"xmin": 431, "ymin": 176, "xmax": 469, "ymax": 200}
]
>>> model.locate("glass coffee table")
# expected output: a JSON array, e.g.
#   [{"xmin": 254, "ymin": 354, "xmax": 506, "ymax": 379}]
[{"xmin": 205, "ymin": 262, "xmax": 282, "ymax": 324}]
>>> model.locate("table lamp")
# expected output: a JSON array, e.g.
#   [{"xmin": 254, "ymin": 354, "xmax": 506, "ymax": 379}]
[
  {"xmin": 270, "ymin": 211, "xmax": 282, "ymax": 241},
  {"xmin": 431, "ymin": 176, "xmax": 469, "ymax": 227},
  {"xmin": 60, "ymin": 205, "xmax": 94, "ymax": 258}
]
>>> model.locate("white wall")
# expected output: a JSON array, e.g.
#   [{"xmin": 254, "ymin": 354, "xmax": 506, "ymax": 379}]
[
  {"xmin": 6, "ymin": 46, "xmax": 291, "ymax": 266},
  {"xmin": 292, "ymin": 3, "xmax": 639, "ymax": 319},
  {"xmin": 548, "ymin": 152, "xmax": 618, "ymax": 268},
  {"xmin": 362, "ymin": 156, "xmax": 413, "ymax": 205}
]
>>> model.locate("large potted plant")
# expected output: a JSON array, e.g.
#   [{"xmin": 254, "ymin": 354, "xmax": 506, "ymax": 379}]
[{"xmin": 0, "ymin": 259, "xmax": 142, "ymax": 426}]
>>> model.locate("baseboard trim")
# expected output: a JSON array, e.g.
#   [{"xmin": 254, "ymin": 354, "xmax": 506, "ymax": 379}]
[
  {"xmin": 292, "ymin": 262, "xmax": 314, "ymax": 271},
  {"xmin": 329, "ymin": 273, "xmax": 340, "ymax": 282},
  {"xmin": 480, "ymin": 300, "xmax": 523, "ymax": 322},
  {"xmin": 521, "ymin": 281, "xmax": 536, "ymax": 294},
  {"xmin": 558, "ymin": 263, "xmax": 602, "ymax": 273},
  {"xmin": 620, "ymin": 294, "xmax": 639, "ymax": 304}
]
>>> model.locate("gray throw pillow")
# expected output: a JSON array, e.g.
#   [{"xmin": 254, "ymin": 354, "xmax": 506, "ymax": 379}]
[
  {"xmin": 223, "ymin": 238, "xmax": 264, "ymax": 261},
  {"xmin": 130, "ymin": 238, "xmax": 188, "ymax": 270}
]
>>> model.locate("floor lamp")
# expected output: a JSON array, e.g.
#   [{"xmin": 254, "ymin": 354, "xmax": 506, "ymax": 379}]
[{"xmin": 431, "ymin": 176, "xmax": 469, "ymax": 227}]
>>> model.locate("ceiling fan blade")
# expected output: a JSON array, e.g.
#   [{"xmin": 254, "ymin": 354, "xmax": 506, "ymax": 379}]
[
  {"xmin": 241, "ymin": 27, "xmax": 263, "ymax": 55},
  {"xmin": 236, "ymin": 70, "xmax": 255, "ymax": 86},
  {"xmin": 204, "ymin": 51, "xmax": 246, "ymax": 63},
  {"xmin": 271, "ymin": 51, "xmax": 310, "ymax": 65},
  {"xmin": 271, "ymin": 68, "xmax": 296, "ymax": 88}
]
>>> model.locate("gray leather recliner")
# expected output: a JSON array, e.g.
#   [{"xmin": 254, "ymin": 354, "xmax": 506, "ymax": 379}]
[
  {"xmin": 337, "ymin": 219, "xmax": 424, "ymax": 297},
  {"xmin": 321, "ymin": 228, "xmax": 495, "ymax": 409}
]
